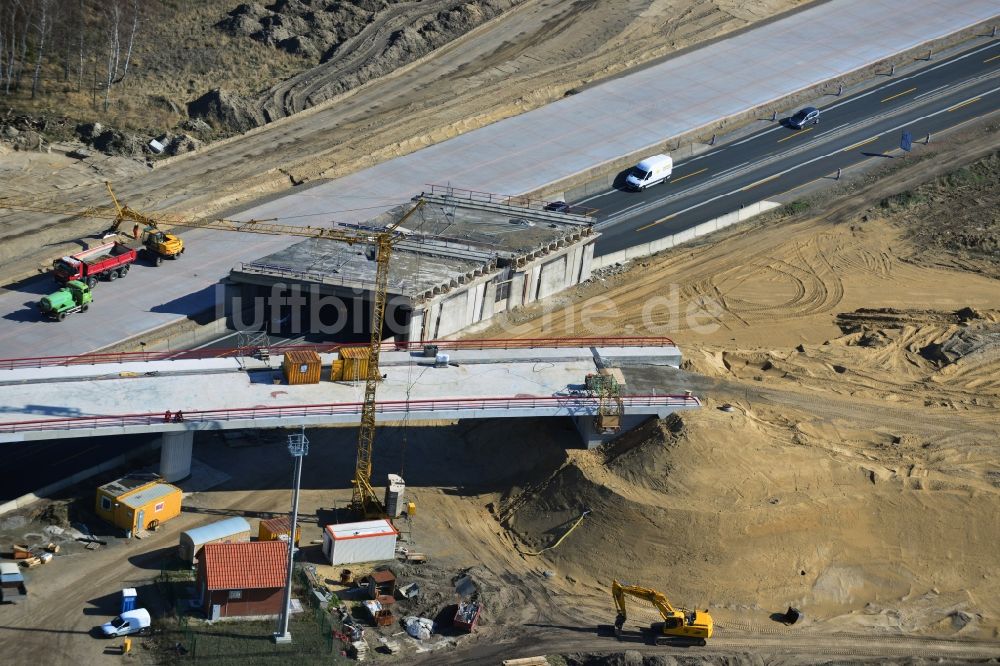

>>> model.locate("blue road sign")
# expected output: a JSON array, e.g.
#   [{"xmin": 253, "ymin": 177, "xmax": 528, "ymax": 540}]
[{"xmin": 900, "ymin": 131, "xmax": 913, "ymax": 152}]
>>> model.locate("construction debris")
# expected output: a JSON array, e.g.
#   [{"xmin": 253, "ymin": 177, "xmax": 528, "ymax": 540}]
[
  {"xmin": 454, "ymin": 600, "xmax": 481, "ymax": 633},
  {"xmin": 403, "ymin": 616, "xmax": 434, "ymax": 640}
]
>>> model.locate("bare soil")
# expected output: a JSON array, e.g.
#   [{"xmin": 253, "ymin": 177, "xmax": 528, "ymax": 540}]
[{"xmin": 463, "ymin": 121, "xmax": 1000, "ymax": 653}]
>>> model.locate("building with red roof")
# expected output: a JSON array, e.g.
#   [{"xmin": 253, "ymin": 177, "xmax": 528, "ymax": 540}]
[{"xmin": 197, "ymin": 540, "xmax": 288, "ymax": 619}]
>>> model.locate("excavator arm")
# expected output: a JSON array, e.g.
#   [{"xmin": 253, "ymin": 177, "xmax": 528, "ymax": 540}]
[
  {"xmin": 610, "ymin": 579, "xmax": 712, "ymax": 642},
  {"xmin": 104, "ymin": 182, "xmax": 161, "ymax": 235}
]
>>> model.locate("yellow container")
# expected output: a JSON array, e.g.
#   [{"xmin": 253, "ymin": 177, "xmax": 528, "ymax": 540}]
[
  {"xmin": 338, "ymin": 346, "xmax": 374, "ymax": 382},
  {"xmin": 282, "ymin": 350, "xmax": 321, "ymax": 384},
  {"xmin": 95, "ymin": 476, "xmax": 183, "ymax": 533},
  {"xmin": 258, "ymin": 516, "xmax": 301, "ymax": 546}
]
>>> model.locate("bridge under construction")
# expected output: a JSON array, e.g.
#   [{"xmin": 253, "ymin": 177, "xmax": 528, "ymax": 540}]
[{"xmin": 0, "ymin": 338, "xmax": 700, "ymax": 481}]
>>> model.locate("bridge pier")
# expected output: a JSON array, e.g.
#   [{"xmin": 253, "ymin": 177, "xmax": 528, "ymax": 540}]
[
  {"xmin": 574, "ymin": 414, "xmax": 657, "ymax": 449},
  {"xmin": 159, "ymin": 430, "xmax": 194, "ymax": 482}
]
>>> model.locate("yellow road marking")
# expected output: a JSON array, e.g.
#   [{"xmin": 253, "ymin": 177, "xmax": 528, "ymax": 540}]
[
  {"xmin": 985, "ymin": 54, "xmax": 1000, "ymax": 64},
  {"xmin": 741, "ymin": 174, "xmax": 779, "ymax": 192},
  {"xmin": 842, "ymin": 136, "xmax": 879, "ymax": 152},
  {"xmin": 636, "ymin": 212, "xmax": 678, "ymax": 232},
  {"xmin": 881, "ymin": 86, "xmax": 916, "ymax": 103},
  {"xmin": 670, "ymin": 168, "xmax": 708, "ymax": 184},
  {"xmin": 777, "ymin": 127, "xmax": 813, "ymax": 143},
  {"xmin": 946, "ymin": 96, "xmax": 980, "ymax": 112}
]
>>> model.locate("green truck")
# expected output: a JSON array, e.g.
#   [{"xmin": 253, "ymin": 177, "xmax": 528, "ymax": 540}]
[{"xmin": 38, "ymin": 280, "xmax": 93, "ymax": 321}]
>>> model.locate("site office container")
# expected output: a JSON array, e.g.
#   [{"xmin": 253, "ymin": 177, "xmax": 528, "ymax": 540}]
[
  {"xmin": 95, "ymin": 477, "xmax": 182, "ymax": 533},
  {"xmin": 282, "ymin": 350, "xmax": 321, "ymax": 384},
  {"xmin": 322, "ymin": 519, "xmax": 398, "ymax": 565},
  {"xmin": 258, "ymin": 516, "xmax": 301, "ymax": 546},
  {"xmin": 178, "ymin": 517, "xmax": 252, "ymax": 563}
]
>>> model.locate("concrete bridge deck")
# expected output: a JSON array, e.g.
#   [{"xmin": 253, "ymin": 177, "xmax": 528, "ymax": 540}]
[{"xmin": 0, "ymin": 345, "xmax": 698, "ymax": 445}]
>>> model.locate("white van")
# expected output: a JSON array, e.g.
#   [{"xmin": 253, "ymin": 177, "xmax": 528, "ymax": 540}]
[
  {"xmin": 99, "ymin": 608, "xmax": 151, "ymax": 637},
  {"xmin": 625, "ymin": 154, "xmax": 673, "ymax": 191}
]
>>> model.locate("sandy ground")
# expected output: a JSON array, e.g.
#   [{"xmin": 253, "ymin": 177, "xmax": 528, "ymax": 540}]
[
  {"xmin": 465, "ymin": 122, "xmax": 1000, "ymax": 648},
  {"xmin": 0, "ymin": 0, "xmax": 808, "ymax": 276}
]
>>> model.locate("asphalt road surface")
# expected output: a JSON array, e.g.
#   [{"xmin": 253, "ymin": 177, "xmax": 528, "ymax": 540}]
[{"xmin": 589, "ymin": 40, "xmax": 1000, "ymax": 255}]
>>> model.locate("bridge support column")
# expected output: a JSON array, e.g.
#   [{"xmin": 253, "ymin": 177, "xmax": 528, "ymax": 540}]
[
  {"xmin": 159, "ymin": 430, "xmax": 194, "ymax": 482},
  {"xmin": 574, "ymin": 416, "xmax": 610, "ymax": 449},
  {"xmin": 573, "ymin": 414, "xmax": 666, "ymax": 449}
]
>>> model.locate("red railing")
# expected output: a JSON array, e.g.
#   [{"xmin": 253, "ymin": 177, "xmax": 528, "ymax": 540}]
[
  {"xmin": 0, "ymin": 394, "xmax": 700, "ymax": 434},
  {"xmin": 0, "ymin": 337, "xmax": 676, "ymax": 371}
]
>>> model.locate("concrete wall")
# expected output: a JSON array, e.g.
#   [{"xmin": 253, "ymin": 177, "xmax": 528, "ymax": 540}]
[
  {"xmin": 536, "ymin": 255, "xmax": 568, "ymax": 300},
  {"xmin": 413, "ymin": 234, "xmax": 597, "ymax": 339},
  {"xmin": 592, "ymin": 200, "xmax": 781, "ymax": 270}
]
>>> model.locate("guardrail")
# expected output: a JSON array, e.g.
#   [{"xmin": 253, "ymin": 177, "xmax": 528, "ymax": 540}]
[
  {"xmin": 0, "ymin": 394, "xmax": 700, "ymax": 434},
  {"xmin": 0, "ymin": 336, "xmax": 676, "ymax": 370},
  {"xmin": 234, "ymin": 262, "xmax": 386, "ymax": 291},
  {"xmin": 425, "ymin": 184, "xmax": 598, "ymax": 218}
]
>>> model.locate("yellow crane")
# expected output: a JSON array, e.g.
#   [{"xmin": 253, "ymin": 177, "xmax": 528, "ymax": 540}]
[
  {"xmin": 0, "ymin": 184, "xmax": 425, "ymax": 517},
  {"xmin": 611, "ymin": 579, "xmax": 713, "ymax": 645}
]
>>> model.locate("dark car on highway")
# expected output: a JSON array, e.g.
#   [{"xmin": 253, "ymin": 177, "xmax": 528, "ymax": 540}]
[
  {"xmin": 788, "ymin": 106, "xmax": 820, "ymax": 129},
  {"xmin": 544, "ymin": 201, "xmax": 572, "ymax": 213}
]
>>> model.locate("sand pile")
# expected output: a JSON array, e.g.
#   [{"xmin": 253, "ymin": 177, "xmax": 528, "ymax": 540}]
[{"xmin": 500, "ymin": 404, "xmax": 1000, "ymax": 637}]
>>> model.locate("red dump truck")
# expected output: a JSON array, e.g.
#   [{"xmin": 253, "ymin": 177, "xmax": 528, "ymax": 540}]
[{"xmin": 52, "ymin": 241, "xmax": 137, "ymax": 288}]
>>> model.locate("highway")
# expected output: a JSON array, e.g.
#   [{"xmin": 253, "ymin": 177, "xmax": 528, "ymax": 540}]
[
  {"xmin": 180, "ymin": 40, "xmax": 1000, "ymax": 354},
  {"xmin": 589, "ymin": 40, "xmax": 1000, "ymax": 255}
]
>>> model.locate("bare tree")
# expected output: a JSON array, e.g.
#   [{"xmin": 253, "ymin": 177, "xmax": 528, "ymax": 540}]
[
  {"xmin": 30, "ymin": 0, "xmax": 50, "ymax": 98},
  {"xmin": 77, "ymin": 0, "xmax": 85, "ymax": 91},
  {"xmin": 101, "ymin": 0, "xmax": 140, "ymax": 109},
  {"xmin": 103, "ymin": 0, "xmax": 120, "ymax": 110}
]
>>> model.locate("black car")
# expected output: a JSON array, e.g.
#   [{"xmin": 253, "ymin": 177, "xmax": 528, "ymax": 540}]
[
  {"xmin": 544, "ymin": 201, "xmax": 572, "ymax": 213},
  {"xmin": 788, "ymin": 106, "xmax": 820, "ymax": 130}
]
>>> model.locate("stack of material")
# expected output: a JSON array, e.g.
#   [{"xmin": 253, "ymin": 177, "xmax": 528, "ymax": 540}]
[{"xmin": 350, "ymin": 640, "xmax": 369, "ymax": 661}]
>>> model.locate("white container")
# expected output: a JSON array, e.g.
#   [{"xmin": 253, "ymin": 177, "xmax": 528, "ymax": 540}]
[
  {"xmin": 384, "ymin": 474, "xmax": 405, "ymax": 518},
  {"xmin": 322, "ymin": 519, "xmax": 398, "ymax": 565}
]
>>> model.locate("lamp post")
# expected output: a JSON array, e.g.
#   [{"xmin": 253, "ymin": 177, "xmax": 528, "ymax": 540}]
[{"xmin": 274, "ymin": 427, "xmax": 308, "ymax": 644}]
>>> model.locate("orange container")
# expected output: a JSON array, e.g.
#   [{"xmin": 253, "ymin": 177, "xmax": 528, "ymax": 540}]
[
  {"xmin": 282, "ymin": 350, "xmax": 321, "ymax": 385},
  {"xmin": 337, "ymin": 346, "xmax": 373, "ymax": 382}
]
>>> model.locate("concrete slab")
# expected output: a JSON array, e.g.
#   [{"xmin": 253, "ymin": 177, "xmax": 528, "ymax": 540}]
[{"xmin": 0, "ymin": 346, "xmax": 698, "ymax": 442}]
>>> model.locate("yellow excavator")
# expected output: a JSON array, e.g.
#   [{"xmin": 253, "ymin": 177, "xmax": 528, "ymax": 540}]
[
  {"xmin": 611, "ymin": 579, "xmax": 713, "ymax": 645},
  {"xmin": 104, "ymin": 182, "xmax": 184, "ymax": 265}
]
